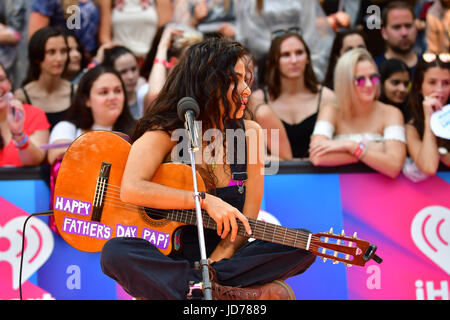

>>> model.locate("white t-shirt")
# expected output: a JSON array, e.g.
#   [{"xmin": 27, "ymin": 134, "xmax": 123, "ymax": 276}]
[
  {"xmin": 49, "ymin": 121, "xmax": 113, "ymax": 144},
  {"xmin": 111, "ymin": 0, "xmax": 158, "ymax": 57}
]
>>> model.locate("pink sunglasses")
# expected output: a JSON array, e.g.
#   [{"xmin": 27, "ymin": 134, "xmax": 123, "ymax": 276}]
[{"xmin": 354, "ymin": 73, "xmax": 380, "ymax": 87}]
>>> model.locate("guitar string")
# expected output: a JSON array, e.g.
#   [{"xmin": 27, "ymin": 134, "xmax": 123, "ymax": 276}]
[
  {"xmin": 91, "ymin": 181, "xmax": 358, "ymax": 257},
  {"xmin": 102, "ymin": 191, "xmax": 362, "ymax": 262},
  {"xmin": 102, "ymin": 196, "xmax": 357, "ymax": 263},
  {"xmin": 100, "ymin": 192, "xmax": 361, "ymax": 263},
  {"xmin": 103, "ymin": 185, "xmax": 347, "ymax": 244},
  {"xmin": 100, "ymin": 188, "xmax": 350, "ymax": 249},
  {"xmin": 101, "ymin": 190, "xmax": 321, "ymax": 243},
  {"xmin": 103, "ymin": 199, "xmax": 329, "ymax": 254},
  {"xmin": 96, "ymin": 188, "xmax": 327, "ymax": 251}
]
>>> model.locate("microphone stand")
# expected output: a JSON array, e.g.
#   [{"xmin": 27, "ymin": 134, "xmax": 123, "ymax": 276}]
[{"xmin": 185, "ymin": 120, "xmax": 213, "ymax": 300}]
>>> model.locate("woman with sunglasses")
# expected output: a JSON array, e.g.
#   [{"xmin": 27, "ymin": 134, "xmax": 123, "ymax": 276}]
[
  {"xmin": 309, "ymin": 48, "xmax": 407, "ymax": 178},
  {"xmin": 405, "ymin": 52, "xmax": 450, "ymax": 177},
  {"xmin": 248, "ymin": 30, "xmax": 336, "ymax": 160}
]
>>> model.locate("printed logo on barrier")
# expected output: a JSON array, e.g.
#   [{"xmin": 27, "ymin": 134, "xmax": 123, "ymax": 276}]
[
  {"xmin": 0, "ymin": 197, "xmax": 54, "ymax": 299},
  {"xmin": 411, "ymin": 206, "xmax": 450, "ymax": 275}
]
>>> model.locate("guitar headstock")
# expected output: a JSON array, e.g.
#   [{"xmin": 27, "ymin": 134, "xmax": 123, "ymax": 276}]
[{"xmin": 309, "ymin": 228, "xmax": 382, "ymax": 267}]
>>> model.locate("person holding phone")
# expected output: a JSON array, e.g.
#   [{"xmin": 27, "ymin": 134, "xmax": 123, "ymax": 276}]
[
  {"xmin": 405, "ymin": 52, "xmax": 450, "ymax": 177},
  {"xmin": 0, "ymin": 62, "xmax": 50, "ymax": 167}
]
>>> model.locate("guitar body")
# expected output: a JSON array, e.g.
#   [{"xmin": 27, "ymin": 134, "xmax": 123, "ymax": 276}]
[{"xmin": 53, "ymin": 130, "xmax": 206, "ymax": 254}]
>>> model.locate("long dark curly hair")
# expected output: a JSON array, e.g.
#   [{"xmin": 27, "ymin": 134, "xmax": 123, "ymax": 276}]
[
  {"xmin": 131, "ymin": 37, "xmax": 248, "ymax": 190},
  {"xmin": 131, "ymin": 37, "xmax": 248, "ymax": 142}
]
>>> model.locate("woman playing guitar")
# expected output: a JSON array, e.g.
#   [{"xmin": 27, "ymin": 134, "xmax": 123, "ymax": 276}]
[{"xmin": 100, "ymin": 37, "xmax": 316, "ymax": 300}]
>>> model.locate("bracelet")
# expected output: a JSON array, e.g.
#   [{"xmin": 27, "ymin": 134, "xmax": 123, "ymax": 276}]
[
  {"xmin": 17, "ymin": 139, "xmax": 30, "ymax": 150},
  {"xmin": 13, "ymin": 134, "xmax": 29, "ymax": 149},
  {"xmin": 360, "ymin": 141, "xmax": 369, "ymax": 159},
  {"xmin": 87, "ymin": 59, "xmax": 99, "ymax": 69},
  {"xmin": 352, "ymin": 142, "xmax": 364, "ymax": 158},
  {"xmin": 353, "ymin": 137, "xmax": 369, "ymax": 159},
  {"xmin": 329, "ymin": 14, "xmax": 339, "ymax": 30},
  {"xmin": 153, "ymin": 58, "xmax": 174, "ymax": 68}
]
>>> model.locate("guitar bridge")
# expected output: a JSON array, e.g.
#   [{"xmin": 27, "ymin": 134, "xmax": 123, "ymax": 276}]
[{"xmin": 91, "ymin": 162, "xmax": 111, "ymax": 222}]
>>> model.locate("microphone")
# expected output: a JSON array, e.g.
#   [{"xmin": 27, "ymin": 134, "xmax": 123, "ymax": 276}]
[{"xmin": 177, "ymin": 97, "xmax": 200, "ymax": 151}]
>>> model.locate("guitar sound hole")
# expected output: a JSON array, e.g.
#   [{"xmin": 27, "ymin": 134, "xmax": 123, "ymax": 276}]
[{"xmin": 144, "ymin": 207, "xmax": 168, "ymax": 220}]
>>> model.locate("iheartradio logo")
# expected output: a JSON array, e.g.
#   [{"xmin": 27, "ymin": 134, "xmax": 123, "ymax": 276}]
[
  {"xmin": 411, "ymin": 206, "xmax": 450, "ymax": 275},
  {"xmin": 0, "ymin": 216, "xmax": 54, "ymax": 290}
]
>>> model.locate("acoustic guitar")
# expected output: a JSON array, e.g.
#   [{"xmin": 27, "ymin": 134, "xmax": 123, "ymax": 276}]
[{"xmin": 53, "ymin": 131, "xmax": 382, "ymax": 267}]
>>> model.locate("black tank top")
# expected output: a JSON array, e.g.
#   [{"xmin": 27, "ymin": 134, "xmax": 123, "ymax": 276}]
[
  {"xmin": 261, "ymin": 87, "xmax": 323, "ymax": 158},
  {"xmin": 171, "ymin": 119, "xmax": 248, "ymax": 265},
  {"xmin": 21, "ymin": 84, "xmax": 74, "ymax": 129}
]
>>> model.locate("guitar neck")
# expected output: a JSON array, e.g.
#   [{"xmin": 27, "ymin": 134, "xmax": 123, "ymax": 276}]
[{"xmin": 164, "ymin": 208, "xmax": 311, "ymax": 250}]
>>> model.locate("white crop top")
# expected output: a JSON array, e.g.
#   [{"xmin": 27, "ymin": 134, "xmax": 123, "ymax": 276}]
[{"xmin": 312, "ymin": 120, "xmax": 406, "ymax": 143}]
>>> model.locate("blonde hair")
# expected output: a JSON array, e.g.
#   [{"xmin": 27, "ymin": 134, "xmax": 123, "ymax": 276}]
[{"xmin": 334, "ymin": 48, "xmax": 379, "ymax": 117}]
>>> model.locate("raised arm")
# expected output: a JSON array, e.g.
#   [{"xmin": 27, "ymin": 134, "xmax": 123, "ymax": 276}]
[{"xmin": 406, "ymin": 95, "xmax": 445, "ymax": 175}]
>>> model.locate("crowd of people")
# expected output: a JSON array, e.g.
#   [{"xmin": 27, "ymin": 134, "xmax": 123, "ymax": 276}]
[{"xmin": 0, "ymin": 0, "xmax": 449, "ymax": 182}]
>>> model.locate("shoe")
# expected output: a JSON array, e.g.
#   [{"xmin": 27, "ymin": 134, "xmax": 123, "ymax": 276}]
[
  {"xmin": 211, "ymin": 279, "xmax": 295, "ymax": 300},
  {"xmin": 208, "ymin": 264, "xmax": 295, "ymax": 300}
]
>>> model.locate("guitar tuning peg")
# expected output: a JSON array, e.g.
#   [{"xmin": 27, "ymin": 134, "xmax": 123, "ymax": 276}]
[
  {"xmin": 328, "ymin": 227, "xmax": 333, "ymax": 234},
  {"xmin": 322, "ymin": 257, "xmax": 327, "ymax": 262},
  {"xmin": 352, "ymin": 232, "xmax": 357, "ymax": 238},
  {"xmin": 345, "ymin": 237, "xmax": 353, "ymax": 263},
  {"xmin": 340, "ymin": 229, "xmax": 345, "ymax": 236},
  {"xmin": 346, "ymin": 264, "xmax": 352, "ymax": 267},
  {"xmin": 332, "ymin": 260, "xmax": 339, "ymax": 264}
]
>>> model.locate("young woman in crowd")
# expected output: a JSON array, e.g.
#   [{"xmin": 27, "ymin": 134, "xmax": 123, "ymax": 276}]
[
  {"xmin": 47, "ymin": 65, "xmax": 135, "ymax": 165},
  {"xmin": 62, "ymin": 30, "xmax": 89, "ymax": 84},
  {"xmin": 248, "ymin": 30, "xmax": 335, "ymax": 160},
  {"xmin": 379, "ymin": 58, "xmax": 411, "ymax": 120},
  {"xmin": 0, "ymin": 62, "xmax": 49, "ymax": 167},
  {"xmin": 15, "ymin": 26, "xmax": 74, "ymax": 128},
  {"xmin": 324, "ymin": 29, "xmax": 367, "ymax": 90},
  {"xmin": 405, "ymin": 53, "xmax": 450, "ymax": 176},
  {"xmin": 102, "ymin": 45, "xmax": 147, "ymax": 120},
  {"xmin": 309, "ymin": 48, "xmax": 407, "ymax": 178}
]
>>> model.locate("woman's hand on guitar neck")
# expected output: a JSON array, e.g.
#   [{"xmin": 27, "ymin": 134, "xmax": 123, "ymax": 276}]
[{"xmin": 203, "ymin": 193, "xmax": 252, "ymax": 242}]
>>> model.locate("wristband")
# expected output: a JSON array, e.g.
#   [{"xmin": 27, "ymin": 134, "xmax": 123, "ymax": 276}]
[
  {"xmin": 13, "ymin": 134, "xmax": 29, "ymax": 149},
  {"xmin": 153, "ymin": 58, "xmax": 174, "ymax": 68},
  {"xmin": 87, "ymin": 59, "xmax": 99, "ymax": 69},
  {"xmin": 353, "ymin": 137, "xmax": 369, "ymax": 159},
  {"xmin": 17, "ymin": 139, "xmax": 30, "ymax": 150}
]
